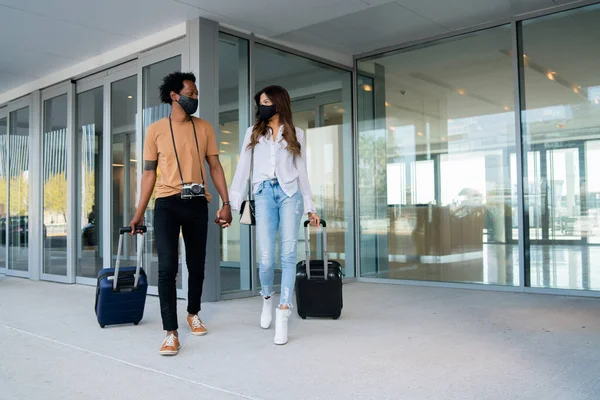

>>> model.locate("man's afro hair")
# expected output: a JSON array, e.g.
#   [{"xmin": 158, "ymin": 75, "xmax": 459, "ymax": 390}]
[{"xmin": 159, "ymin": 72, "xmax": 196, "ymax": 104}]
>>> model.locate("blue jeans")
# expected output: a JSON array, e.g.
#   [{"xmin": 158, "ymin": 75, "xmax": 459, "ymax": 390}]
[{"xmin": 255, "ymin": 179, "xmax": 303, "ymax": 307}]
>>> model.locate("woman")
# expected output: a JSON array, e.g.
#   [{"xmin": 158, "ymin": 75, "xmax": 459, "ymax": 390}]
[{"xmin": 227, "ymin": 85, "xmax": 320, "ymax": 345}]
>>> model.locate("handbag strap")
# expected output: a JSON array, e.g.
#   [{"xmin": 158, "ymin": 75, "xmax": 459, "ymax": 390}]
[{"xmin": 248, "ymin": 145, "xmax": 255, "ymax": 201}]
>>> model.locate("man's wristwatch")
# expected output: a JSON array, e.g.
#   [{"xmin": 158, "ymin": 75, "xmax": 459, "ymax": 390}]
[{"xmin": 223, "ymin": 201, "xmax": 230, "ymax": 207}]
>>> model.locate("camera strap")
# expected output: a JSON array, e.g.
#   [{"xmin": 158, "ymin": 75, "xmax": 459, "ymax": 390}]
[{"xmin": 168, "ymin": 115, "xmax": 205, "ymax": 188}]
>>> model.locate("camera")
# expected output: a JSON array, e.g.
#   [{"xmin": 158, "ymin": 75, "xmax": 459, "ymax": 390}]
[{"xmin": 181, "ymin": 183, "xmax": 205, "ymax": 199}]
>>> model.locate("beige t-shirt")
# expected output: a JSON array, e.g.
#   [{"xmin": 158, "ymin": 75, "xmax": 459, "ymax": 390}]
[{"xmin": 144, "ymin": 117, "xmax": 218, "ymax": 201}]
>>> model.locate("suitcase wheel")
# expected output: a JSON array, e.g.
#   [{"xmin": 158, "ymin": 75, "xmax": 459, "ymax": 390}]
[
  {"xmin": 333, "ymin": 314, "xmax": 341, "ymax": 320},
  {"xmin": 99, "ymin": 324, "xmax": 105, "ymax": 328},
  {"xmin": 134, "ymin": 321, "xmax": 140, "ymax": 326},
  {"xmin": 299, "ymin": 314, "xmax": 307, "ymax": 320}
]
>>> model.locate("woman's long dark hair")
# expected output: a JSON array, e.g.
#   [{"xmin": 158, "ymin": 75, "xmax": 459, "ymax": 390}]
[{"xmin": 247, "ymin": 85, "xmax": 301, "ymax": 156}]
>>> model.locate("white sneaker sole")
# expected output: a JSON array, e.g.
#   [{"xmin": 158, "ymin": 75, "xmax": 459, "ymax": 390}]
[
  {"xmin": 191, "ymin": 330, "xmax": 207, "ymax": 336},
  {"xmin": 159, "ymin": 345, "xmax": 181, "ymax": 356}
]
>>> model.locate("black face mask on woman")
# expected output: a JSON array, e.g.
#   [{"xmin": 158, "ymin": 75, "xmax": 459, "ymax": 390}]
[
  {"xmin": 259, "ymin": 104, "xmax": 277, "ymax": 121},
  {"xmin": 178, "ymin": 94, "xmax": 198, "ymax": 115}
]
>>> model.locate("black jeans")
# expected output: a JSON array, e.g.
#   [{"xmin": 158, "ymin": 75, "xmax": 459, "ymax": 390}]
[{"xmin": 154, "ymin": 195, "xmax": 208, "ymax": 331}]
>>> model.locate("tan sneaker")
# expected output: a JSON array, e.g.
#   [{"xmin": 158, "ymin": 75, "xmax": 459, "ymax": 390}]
[
  {"xmin": 159, "ymin": 334, "xmax": 180, "ymax": 356},
  {"xmin": 187, "ymin": 315, "xmax": 207, "ymax": 336}
]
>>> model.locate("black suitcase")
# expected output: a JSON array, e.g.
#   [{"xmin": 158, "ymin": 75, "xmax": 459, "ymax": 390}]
[
  {"xmin": 295, "ymin": 219, "xmax": 343, "ymax": 320},
  {"xmin": 95, "ymin": 226, "xmax": 148, "ymax": 328}
]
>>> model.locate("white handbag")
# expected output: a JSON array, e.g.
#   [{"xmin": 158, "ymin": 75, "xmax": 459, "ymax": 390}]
[{"xmin": 239, "ymin": 147, "xmax": 255, "ymax": 225}]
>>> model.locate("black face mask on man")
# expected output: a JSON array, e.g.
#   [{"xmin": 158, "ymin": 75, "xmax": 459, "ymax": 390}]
[
  {"xmin": 259, "ymin": 104, "xmax": 277, "ymax": 121},
  {"xmin": 178, "ymin": 94, "xmax": 198, "ymax": 115}
]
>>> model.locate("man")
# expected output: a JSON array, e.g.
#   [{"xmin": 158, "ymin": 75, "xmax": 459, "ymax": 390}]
[{"xmin": 129, "ymin": 71, "xmax": 232, "ymax": 356}]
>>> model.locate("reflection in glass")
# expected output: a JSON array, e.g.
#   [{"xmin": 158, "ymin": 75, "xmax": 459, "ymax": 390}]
[
  {"xmin": 77, "ymin": 87, "xmax": 103, "ymax": 278},
  {"xmin": 43, "ymin": 94, "xmax": 68, "ymax": 276},
  {"xmin": 8, "ymin": 107, "xmax": 30, "ymax": 272},
  {"xmin": 357, "ymin": 25, "xmax": 518, "ymax": 285},
  {"xmin": 254, "ymin": 43, "xmax": 355, "ymax": 287},
  {"xmin": 521, "ymin": 4, "xmax": 600, "ymax": 290},
  {"xmin": 141, "ymin": 55, "xmax": 182, "ymax": 289},
  {"xmin": 111, "ymin": 76, "xmax": 138, "ymax": 267},
  {"xmin": 218, "ymin": 33, "xmax": 250, "ymax": 294},
  {"xmin": 0, "ymin": 117, "xmax": 6, "ymax": 270}
]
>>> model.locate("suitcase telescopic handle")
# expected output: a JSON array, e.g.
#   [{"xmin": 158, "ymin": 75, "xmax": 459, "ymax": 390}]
[
  {"xmin": 303, "ymin": 220, "xmax": 326, "ymax": 228},
  {"xmin": 113, "ymin": 226, "xmax": 146, "ymax": 290},
  {"xmin": 304, "ymin": 219, "xmax": 328, "ymax": 280},
  {"xmin": 119, "ymin": 226, "xmax": 147, "ymax": 234}
]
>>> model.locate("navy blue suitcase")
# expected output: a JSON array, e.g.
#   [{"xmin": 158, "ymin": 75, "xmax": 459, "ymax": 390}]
[
  {"xmin": 295, "ymin": 220, "xmax": 343, "ymax": 320},
  {"xmin": 95, "ymin": 226, "xmax": 148, "ymax": 328}
]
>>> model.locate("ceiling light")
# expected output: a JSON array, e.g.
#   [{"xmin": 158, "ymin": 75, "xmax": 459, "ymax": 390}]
[
  {"xmin": 385, "ymin": 102, "xmax": 391, "ymax": 107},
  {"xmin": 557, "ymin": 124, "xmax": 566, "ymax": 129},
  {"xmin": 457, "ymin": 89, "xmax": 466, "ymax": 95},
  {"xmin": 547, "ymin": 72, "xmax": 556, "ymax": 81},
  {"xmin": 448, "ymin": 119, "xmax": 453, "ymax": 122},
  {"xmin": 221, "ymin": 141, "xmax": 230, "ymax": 145},
  {"xmin": 417, "ymin": 132, "xmax": 423, "ymax": 136},
  {"xmin": 573, "ymin": 87, "xmax": 580, "ymax": 94},
  {"xmin": 595, "ymin": 99, "xmax": 599, "ymax": 105},
  {"xmin": 504, "ymin": 106, "xmax": 510, "ymax": 111},
  {"xmin": 441, "ymin": 137, "xmax": 447, "ymax": 141},
  {"xmin": 222, "ymin": 130, "xmax": 231, "ymax": 134},
  {"xmin": 363, "ymin": 84, "xmax": 373, "ymax": 92},
  {"xmin": 128, "ymin": 95, "xmax": 133, "ymax": 99},
  {"xmin": 220, "ymin": 150, "xmax": 225, "ymax": 153}
]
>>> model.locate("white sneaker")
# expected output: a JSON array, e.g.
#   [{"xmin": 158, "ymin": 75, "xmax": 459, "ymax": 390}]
[
  {"xmin": 261, "ymin": 297, "xmax": 273, "ymax": 329},
  {"xmin": 274, "ymin": 308, "xmax": 292, "ymax": 345}
]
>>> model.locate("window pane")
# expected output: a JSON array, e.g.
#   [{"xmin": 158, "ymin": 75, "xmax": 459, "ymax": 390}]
[
  {"xmin": 357, "ymin": 25, "xmax": 518, "ymax": 285},
  {"xmin": 141, "ymin": 56, "xmax": 182, "ymax": 289},
  {"xmin": 218, "ymin": 33, "xmax": 251, "ymax": 294},
  {"xmin": 521, "ymin": 4, "xmax": 600, "ymax": 290},
  {"xmin": 254, "ymin": 44, "xmax": 355, "ymax": 285},
  {"xmin": 0, "ymin": 117, "xmax": 6, "ymax": 270},
  {"xmin": 77, "ymin": 87, "xmax": 103, "ymax": 278},
  {"xmin": 111, "ymin": 76, "xmax": 137, "ymax": 268},
  {"xmin": 9, "ymin": 107, "xmax": 30, "ymax": 272},
  {"xmin": 43, "ymin": 94, "xmax": 68, "ymax": 276}
]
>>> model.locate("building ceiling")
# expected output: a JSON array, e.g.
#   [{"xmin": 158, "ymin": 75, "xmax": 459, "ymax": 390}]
[{"xmin": 0, "ymin": 0, "xmax": 582, "ymax": 98}]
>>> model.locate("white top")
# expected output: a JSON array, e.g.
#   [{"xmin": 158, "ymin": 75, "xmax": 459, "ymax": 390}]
[{"xmin": 229, "ymin": 125, "xmax": 316, "ymax": 214}]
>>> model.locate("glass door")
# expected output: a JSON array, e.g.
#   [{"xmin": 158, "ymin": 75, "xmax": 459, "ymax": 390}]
[
  {"xmin": 75, "ymin": 83, "xmax": 104, "ymax": 281},
  {"xmin": 512, "ymin": 145, "xmax": 584, "ymax": 244},
  {"xmin": 41, "ymin": 84, "xmax": 73, "ymax": 282},
  {"xmin": 6, "ymin": 100, "xmax": 31, "ymax": 277},
  {"xmin": 110, "ymin": 74, "xmax": 138, "ymax": 277},
  {"xmin": 218, "ymin": 33, "xmax": 252, "ymax": 297},
  {"xmin": 138, "ymin": 41, "xmax": 186, "ymax": 297}
]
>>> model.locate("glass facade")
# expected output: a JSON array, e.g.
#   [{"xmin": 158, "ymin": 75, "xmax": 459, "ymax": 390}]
[
  {"xmin": 2, "ymin": 5, "xmax": 600, "ymax": 297},
  {"xmin": 520, "ymin": 5, "xmax": 600, "ymax": 290},
  {"xmin": 357, "ymin": 26, "xmax": 518, "ymax": 285}
]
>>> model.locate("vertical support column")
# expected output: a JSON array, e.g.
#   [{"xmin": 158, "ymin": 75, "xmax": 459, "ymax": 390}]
[
  {"xmin": 189, "ymin": 17, "xmax": 220, "ymax": 302},
  {"xmin": 102, "ymin": 83, "xmax": 112, "ymax": 270},
  {"xmin": 238, "ymin": 39, "xmax": 251, "ymax": 291},
  {"xmin": 249, "ymin": 35, "xmax": 258, "ymax": 293},
  {"xmin": 66, "ymin": 81, "xmax": 76, "ymax": 283},
  {"xmin": 342, "ymin": 72, "xmax": 355, "ymax": 277},
  {"xmin": 29, "ymin": 90, "xmax": 42, "ymax": 281},
  {"xmin": 512, "ymin": 21, "xmax": 530, "ymax": 288}
]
